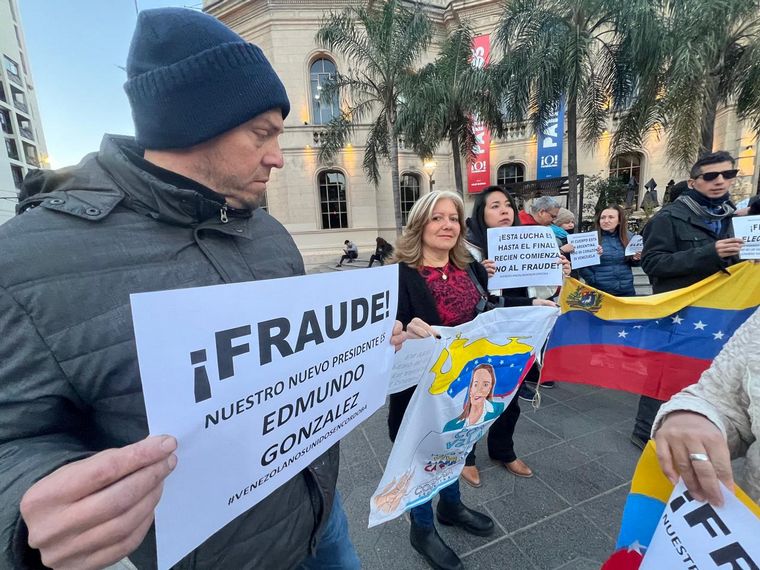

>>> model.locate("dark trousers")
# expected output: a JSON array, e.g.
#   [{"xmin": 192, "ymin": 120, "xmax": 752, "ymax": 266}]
[
  {"xmin": 465, "ymin": 395, "xmax": 520, "ymax": 466},
  {"xmin": 368, "ymin": 254, "xmax": 386, "ymax": 267},
  {"xmin": 632, "ymin": 395, "xmax": 664, "ymax": 442},
  {"xmin": 338, "ymin": 251, "xmax": 357, "ymax": 265}
]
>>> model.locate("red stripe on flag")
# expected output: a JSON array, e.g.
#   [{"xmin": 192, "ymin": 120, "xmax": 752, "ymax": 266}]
[{"xmin": 541, "ymin": 344, "xmax": 712, "ymax": 400}]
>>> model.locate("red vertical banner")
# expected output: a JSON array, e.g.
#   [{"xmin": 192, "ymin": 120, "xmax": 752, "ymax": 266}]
[{"xmin": 468, "ymin": 35, "xmax": 491, "ymax": 194}]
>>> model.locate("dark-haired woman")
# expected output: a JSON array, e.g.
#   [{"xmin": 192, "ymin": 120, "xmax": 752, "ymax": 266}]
[
  {"xmin": 578, "ymin": 205, "xmax": 639, "ymax": 296},
  {"xmin": 462, "ymin": 185, "xmax": 560, "ymax": 487},
  {"xmin": 389, "ymin": 190, "xmax": 495, "ymax": 570}
]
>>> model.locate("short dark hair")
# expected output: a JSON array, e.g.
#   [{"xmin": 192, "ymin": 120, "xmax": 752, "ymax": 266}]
[
  {"xmin": 344, "ymin": 240, "xmax": 350, "ymax": 244},
  {"xmin": 690, "ymin": 151, "xmax": 735, "ymax": 178}
]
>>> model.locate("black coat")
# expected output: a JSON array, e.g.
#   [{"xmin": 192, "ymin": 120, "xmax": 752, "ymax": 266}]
[
  {"xmin": 389, "ymin": 261, "xmax": 490, "ymax": 441},
  {"xmin": 641, "ymin": 200, "xmax": 737, "ymax": 293}
]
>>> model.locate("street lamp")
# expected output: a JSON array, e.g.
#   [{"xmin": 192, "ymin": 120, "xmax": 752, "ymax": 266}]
[{"xmin": 423, "ymin": 159, "xmax": 437, "ymax": 191}]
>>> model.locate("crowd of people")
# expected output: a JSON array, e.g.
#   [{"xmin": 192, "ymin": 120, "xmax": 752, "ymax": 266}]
[{"xmin": 0, "ymin": 7, "xmax": 756, "ymax": 570}]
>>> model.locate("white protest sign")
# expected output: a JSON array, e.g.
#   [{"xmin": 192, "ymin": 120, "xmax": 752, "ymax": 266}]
[
  {"xmin": 640, "ymin": 480, "xmax": 760, "ymax": 570},
  {"xmin": 388, "ymin": 336, "xmax": 437, "ymax": 395},
  {"xmin": 625, "ymin": 234, "xmax": 644, "ymax": 256},
  {"xmin": 130, "ymin": 266, "xmax": 398, "ymax": 569},
  {"xmin": 369, "ymin": 307, "xmax": 558, "ymax": 527},
  {"xmin": 486, "ymin": 226, "xmax": 563, "ymax": 289},
  {"xmin": 732, "ymin": 215, "xmax": 760, "ymax": 260},
  {"xmin": 566, "ymin": 231, "xmax": 600, "ymax": 269}
]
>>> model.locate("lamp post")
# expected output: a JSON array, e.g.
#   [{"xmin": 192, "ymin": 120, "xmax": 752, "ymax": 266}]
[{"xmin": 423, "ymin": 160, "xmax": 437, "ymax": 192}]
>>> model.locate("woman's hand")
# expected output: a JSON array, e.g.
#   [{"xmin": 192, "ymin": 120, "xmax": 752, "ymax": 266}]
[
  {"xmin": 481, "ymin": 259, "xmax": 496, "ymax": 277},
  {"xmin": 405, "ymin": 317, "xmax": 441, "ymax": 340},
  {"xmin": 596, "ymin": 245, "xmax": 604, "ymax": 255},
  {"xmin": 560, "ymin": 243, "xmax": 574, "ymax": 254},
  {"xmin": 559, "ymin": 256, "xmax": 571, "ymax": 277},
  {"xmin": 654, "ymin": 410, "xmax": 733, "ymax": 507},
  {"xmin": 632, "ymin": 251, "xmax": 642, "ymax": 261},
  {"xmin": 390, "ymin": 320, "xmax": 405, "ymax": 352},
  {"xmin": 532, "ymin": 299, "xmax": 557, "ymax": 307}
]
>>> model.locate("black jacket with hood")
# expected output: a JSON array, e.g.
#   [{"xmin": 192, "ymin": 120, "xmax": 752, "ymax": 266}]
[{"xmin": 0, "ymin": 135, "xmax": 338, "ymax": 570}]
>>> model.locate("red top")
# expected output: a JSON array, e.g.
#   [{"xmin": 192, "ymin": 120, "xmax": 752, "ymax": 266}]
[
  {"xmin": 518, "ymin": 211, "xmax": 537, "ymax": 225},
  {"xmin": 418, "ymin": 262, "xmax": 480, "ymax": 326}
]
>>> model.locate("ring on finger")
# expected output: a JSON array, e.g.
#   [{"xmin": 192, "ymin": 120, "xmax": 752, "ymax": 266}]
[{"xmin": 689, "ymin": 452, "xmax": 710, "ymax": 462}]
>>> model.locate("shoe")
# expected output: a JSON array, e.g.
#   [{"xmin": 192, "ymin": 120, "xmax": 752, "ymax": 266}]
[
  {"xmin": 336, "ymin": 264, "xmax": 342, "ymax": 268},
  {"xmin": 436, "ymin": 500, "xmax": 495, "ymax": 537},
  {"xmin": 504, "ymin": 458, "xmax": 533, "ymax": 478},
  {"xmin": 410, "ymin": 523, "xmax": 463, "ymax": 570},
  {"xmin": 518, "ymin": 383, "xmax": 536, "ymax": 402},
  {"xmin": 630, "ymin": 433, "xmax": 647, "ymax": 451},
  {"xmin": 540, "ymin": 381, "xmax": 556, "ymax": 389},
  {"xmin": 460, "ymin": 465, "xmax": 481, "ymax": 488}
]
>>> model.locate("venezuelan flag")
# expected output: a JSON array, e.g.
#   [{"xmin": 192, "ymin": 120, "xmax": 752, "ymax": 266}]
[
  {"xmin": 541, "ymin": 262, "xmax": 760, "ymax": 400},
  {"xmin": 602, "ymin": 442, "xmax": 760, "ymax": 569}
]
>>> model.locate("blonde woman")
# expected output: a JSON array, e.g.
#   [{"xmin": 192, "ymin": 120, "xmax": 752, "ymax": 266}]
[{"xmin": 388, "ymin": 191, "xmax": 494, "ymax": 570}]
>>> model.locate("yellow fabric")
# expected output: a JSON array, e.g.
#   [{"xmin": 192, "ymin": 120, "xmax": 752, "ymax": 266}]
[{"xmin": 559, "ymin": 262, "xmax": 760, "ymax": 320}]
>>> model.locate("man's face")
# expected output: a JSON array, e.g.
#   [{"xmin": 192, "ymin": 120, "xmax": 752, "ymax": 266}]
[
  {"xmin": 689, "ymin": 161, "xmax": 737, "ymax": 200},
  {"xmin": 191, "ymin": 109, "xmax": 285, "ymax": 209},
  {"xmin": 535, "ymin": 207, "xmax": 559, "ymax": 226}
]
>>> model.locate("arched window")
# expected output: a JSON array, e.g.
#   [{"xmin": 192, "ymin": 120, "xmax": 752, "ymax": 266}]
[
  {"xmin": 310, "ymin": 58, "xmax": 339, "ymax": 125},
  {"xmin": 400, "ymin": 173, "xmax": 420, "ymax": 226},
  {"xmin": 497, "ymin": 163, "xmax": 525, "ymax": 187},
  {"xmin": 610, "ymin": 153, "xmax": 642, "ymax": 207},
  {"xmin": 318, "ymin": 170, "xmax": 348, "ymax": 229}
]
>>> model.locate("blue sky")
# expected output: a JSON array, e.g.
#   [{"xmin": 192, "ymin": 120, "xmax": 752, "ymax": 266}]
[{"xmin": 19, "ymin": 0, "xmax": 197, "ymax": 168}]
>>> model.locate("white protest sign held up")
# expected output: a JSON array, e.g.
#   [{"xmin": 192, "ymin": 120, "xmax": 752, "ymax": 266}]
[
  {"xmin": 732, "ymin": 214, "xmax": 760, "ymax": 260},
  {"xmin": 566, "ymin": 231, "xmax": 600, "ymax": 269},
  {"xmin": 625, "ymin": 234, "xmax": 644, "ymax": 256},
  {"xmin": 130, "ymin": 266, "xmax": 398, "ymax": 570},
  {"xmin": 640, "ymin": 480, "xmax": 760, "ymax": 570},
  {"xmin": 486, "ymin": 226, "xmax": 563, "ymax": 289},
  {"xmin": 369, "ymin": 307, "xmax": 558, "ymax": 527}
]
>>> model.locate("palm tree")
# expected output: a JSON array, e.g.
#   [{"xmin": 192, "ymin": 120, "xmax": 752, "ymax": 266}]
[
  {"xmin": 613, "ymin": 0, "xmax": 760, "ymax": 168},
  {"xmin": 315, "ymin": 0, "xmax": 432, "ymax": 235},
  {"xmin": 399, "ymin": 24, "xmax": 504, "ymax": 195},
  {"xmin": 494, "ymin": 0, "xmax": 657, "ymax": 214}
]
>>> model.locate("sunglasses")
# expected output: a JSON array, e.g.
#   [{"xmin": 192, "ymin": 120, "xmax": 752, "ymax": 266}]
[{"xmin": 696, "ymin": 169, "xmax": 739, "ymax": 182}]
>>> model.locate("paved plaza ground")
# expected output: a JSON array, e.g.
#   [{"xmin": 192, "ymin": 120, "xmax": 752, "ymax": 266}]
[{"xmin": 337, "ymin": 383, "xmax": 643, "ymax": 570}]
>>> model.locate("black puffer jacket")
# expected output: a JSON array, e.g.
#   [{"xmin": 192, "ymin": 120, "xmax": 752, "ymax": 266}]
[
  {"xmin": 641, "ymin": 199, "xmax": 738, "ymax": 293},
  {"xmin": 0, "ymin": 135, "xmax": 338, "ymax": 570}
]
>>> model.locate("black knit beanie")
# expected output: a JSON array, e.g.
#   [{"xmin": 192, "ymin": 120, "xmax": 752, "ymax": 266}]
[{"xmin": 124, "ymin": 8, "xmax": 290, "ymax": 149}]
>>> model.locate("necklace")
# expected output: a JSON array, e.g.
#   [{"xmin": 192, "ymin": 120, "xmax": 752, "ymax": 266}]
[{"xmin": 431, "ymin": 263, "xmax": 449, "ymax": 281}]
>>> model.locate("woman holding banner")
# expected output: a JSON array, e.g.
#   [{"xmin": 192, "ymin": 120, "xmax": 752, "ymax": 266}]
[
  {"xmin": 461, "ymin": 185, "xmax": 561, "ymax": 486},
  {"xmin": 389, "ymin": 190, "xmax": 495, "ymax": 570},
  {"xmin": 578, "ymin": 205, "xmax": 639, "ymax": 297}
]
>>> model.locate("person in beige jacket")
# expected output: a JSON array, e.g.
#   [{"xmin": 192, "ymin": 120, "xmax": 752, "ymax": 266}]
[{"xmin": 653, "ymin": 307, "xmax": 759, "ymax": 506}]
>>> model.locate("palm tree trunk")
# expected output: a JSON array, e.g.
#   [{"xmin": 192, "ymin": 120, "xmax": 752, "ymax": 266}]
[
  {"xmin": 700, "ymin": 79, "xmax": 720, "ymax": 156},
  {"xmin": 566, "ymin": 97, "xmax": 579, "ymax": 215},
  {"xmin": 450, "ymin": 132, "xmax": 464, "ymax": 195},
  {"xmin": 388, "ymin": 114, "xmax": 403, "ymax": 236}
]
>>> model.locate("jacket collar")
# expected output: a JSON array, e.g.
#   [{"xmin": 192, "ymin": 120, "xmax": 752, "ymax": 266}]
[
  {"xmin": 96, "ymin": 135, "xmax": 252, "ymax": 232},
  {"xmin": 666, "ymin": 200, "xmax": 720, "ymax": 236}
]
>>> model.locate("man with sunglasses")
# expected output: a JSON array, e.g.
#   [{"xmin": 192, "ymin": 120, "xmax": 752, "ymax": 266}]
[{"xmin": 630, "ymin": 151, "xmax": 744, "ymax": 449}]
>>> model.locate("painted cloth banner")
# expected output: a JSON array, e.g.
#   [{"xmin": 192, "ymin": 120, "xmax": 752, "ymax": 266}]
[
  {"xmin": 368, "ymin": 307, "xmax": 558, "ymax": 527},
  {"xmin": 541, "ymin": 262, "xmax": 760, "ymax": 400},
  {"xmin": 130, "ymin": 266, "xmax": 398, "ymax": 569},
  {"xmin": 536, "ymin": 101, "xmax": 565, "ymax": 179},
  {"xmin": 602, "ymin": 442, "xmax": 760, "ymax": 569},
  {"xmin": 467, "ymin": 34, "xmax": 491, "ymax": 194}
]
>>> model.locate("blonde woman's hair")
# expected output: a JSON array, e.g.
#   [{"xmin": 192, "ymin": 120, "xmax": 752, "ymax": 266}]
[{"xmin": 392, "ymin": 191, "xmax": 472, "ymax": 269}]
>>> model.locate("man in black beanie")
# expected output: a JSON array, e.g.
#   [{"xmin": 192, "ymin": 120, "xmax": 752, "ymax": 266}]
[
  {"xmin": 631, "ymin": 151, "xmax": 744, "ymax": 450},
  {"xmin": 0, "ymin": 8, "xmax": 372, "ymax": 570}
]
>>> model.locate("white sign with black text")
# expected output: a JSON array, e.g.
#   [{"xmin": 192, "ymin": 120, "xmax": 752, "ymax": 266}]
[
  {"xmin": 486, "ymin": 226, "xmax": 563, "ymax": 289},
  {"xmin": 732, "ymin": 215, "xmax": 760, "ymax": 260},
  {"xmin": 640, "ymin": 480, "xmax": 760, "ymax": 569},
  {"xmin": 131, "ymin": 266, "xmax": 399, "ymax": 569},
  {"xmin": 566, "ymin": 231, "xmax": 600, "ymax": 269}
]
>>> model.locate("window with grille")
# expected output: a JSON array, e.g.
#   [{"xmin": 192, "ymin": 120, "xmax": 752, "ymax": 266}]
[
  {"xmin": 497, "ymin": 163, "xmax": 525, "ymax": 186},
  {"xmin": 318, "ymin": 170, "xmax": 348, "ymax": 229},
  {"xmin": 400, "ymin": 173, "xmax": 420, "ymax": 226},
  {"xmin": 310, "ymin": 58, "xmax": 339, "ymax": 125}
]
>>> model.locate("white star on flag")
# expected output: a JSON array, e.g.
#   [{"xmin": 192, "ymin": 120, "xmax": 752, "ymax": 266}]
[
  {"xmin": 713, "ymin": 331, "xmax": 725, "ymax": 340},
  {"xmin": 694, "ymin": 321, "xmax": 707, "ymax": 330},
  {"xmin": 618, "ymin": 330, "xmax": 628, "ymax": 338},
  {"xmin": 671, "ymin": 315, "xmax": 684, "ymax": 324}
]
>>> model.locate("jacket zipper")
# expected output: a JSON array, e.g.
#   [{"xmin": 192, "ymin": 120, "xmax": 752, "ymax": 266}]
[{"xmin": 220, "ymin": 204, "xmax": 229, "ymax": 223}]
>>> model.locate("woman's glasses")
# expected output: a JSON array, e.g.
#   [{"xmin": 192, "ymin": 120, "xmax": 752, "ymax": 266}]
[{"xmin": 696, "ymin": 169, "xmax": 739, "ymax": 182}]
